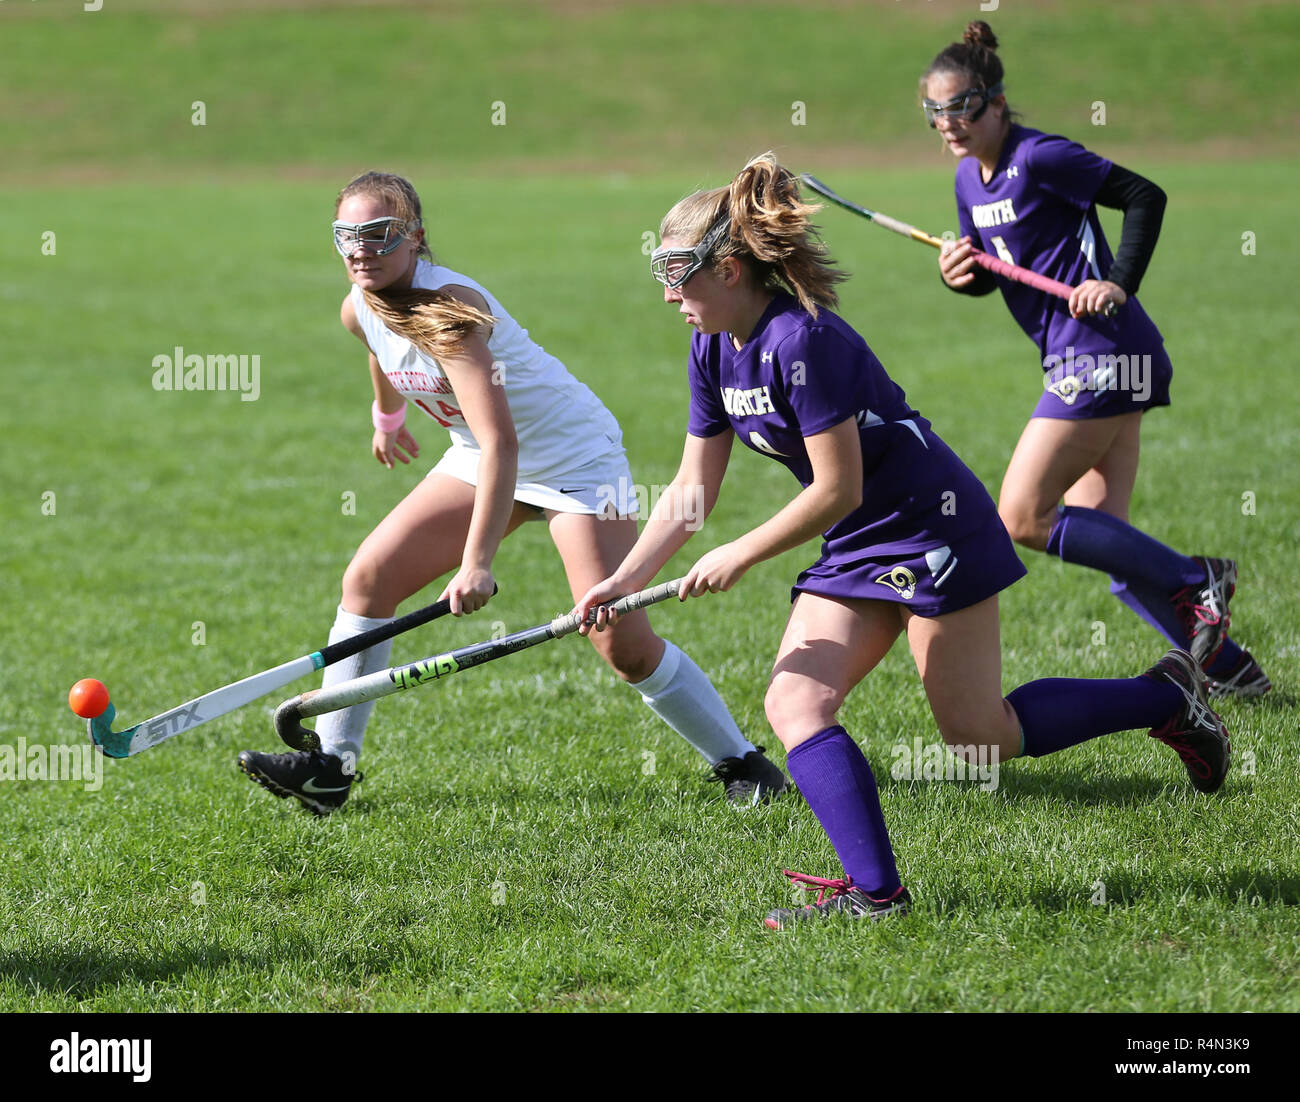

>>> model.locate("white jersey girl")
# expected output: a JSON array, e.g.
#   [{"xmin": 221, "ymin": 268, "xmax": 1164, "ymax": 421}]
[
  {"xmin": 350, "ymin": 260, "xmax": 630, "ymax": 509},
  {"xmin": 238, "ymin": 171, "xmax": 787, "ymax": 813}
]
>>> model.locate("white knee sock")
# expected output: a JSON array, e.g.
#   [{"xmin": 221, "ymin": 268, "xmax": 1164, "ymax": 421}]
[
  {"xmin": 633, "ymin": 641, "xmax": 755, "ymax": 765},
  {"xmin": 315, "ymin": 606, "xmax": 395, "ymax": 763}
]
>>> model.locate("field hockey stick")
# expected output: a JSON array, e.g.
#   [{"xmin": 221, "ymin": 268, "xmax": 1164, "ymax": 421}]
[
  {"xmin": 801, "ymin": 174, "xmax": 1117, "ymax": 316},
  {"xmin": 84, "ymin": 592, "xmax": 475, "ymax": 759},
  {"xmin": 274, "ymin": 578, "xmax": 685, "ymax": 751}
]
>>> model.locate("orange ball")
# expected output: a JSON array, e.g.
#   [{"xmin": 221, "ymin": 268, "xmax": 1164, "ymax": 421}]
[{"xmin": 68, "ymin": 678, "xmax": 111, "ymax": 719}]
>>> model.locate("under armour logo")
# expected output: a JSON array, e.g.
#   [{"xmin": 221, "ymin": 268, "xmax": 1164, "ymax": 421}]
[
  {"xmin": 760, "ymin": 351, "xmax": 773, "ymax": 363},
  {"xmin": 1006, "ymin": 165, "xmax": 1019, "ymax": 179}
]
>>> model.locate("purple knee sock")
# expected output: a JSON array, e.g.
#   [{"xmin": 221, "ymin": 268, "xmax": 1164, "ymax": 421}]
[
  {"xmin": 1110, "ymin": 575, "xmax": 1244, "ymax": 675},
  {"xmin": 784, "ymin": 726, "xmax": 901, "ymax": 898},
  {"xmin": 1047, "ymin": 506, "xmax": 1205, "ymax": 590},
  {"xmin": 1205, "ymin": 639, "xmax": 1245, "ymax": 677},
  {"xmin": 1108, "ymin": 575, "xmax": 1187, "ymax": 644},
  {"xmin": 1008, "ymin": 676, "xmax": 1183, "ymax": 758}
]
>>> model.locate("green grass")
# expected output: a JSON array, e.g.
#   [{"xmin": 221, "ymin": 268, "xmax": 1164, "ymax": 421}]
[
  {"xmin": 1, "ymin": 1, "xmax": 1297, "ymax": 1013},
  {"xmin": 4, "ymin": 0, "xmax": 1298, "ymax": 183}
]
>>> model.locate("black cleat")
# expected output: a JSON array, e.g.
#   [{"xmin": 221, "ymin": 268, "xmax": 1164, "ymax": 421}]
[
  {"xmin": 1207, "ymin": 649, "xmax": 1272, "ymax": 700},
  {"xmin": 1172, "ymin": 557, "xmax": 1237, "ymax": 666},
  {"xmin": 709, "ymin": 746, "xmax": 790, "ymax": 805},
  {"xmin": 238, "ymin": 748, "xmax": 361, "ymax": 815},
  {"xmin": 1144, "ymin": 648, "xmax": 1231, "ymax": 793},
  {"xmin": 764, "ymin": 870, "xmax": 911, "ymax": 930}
]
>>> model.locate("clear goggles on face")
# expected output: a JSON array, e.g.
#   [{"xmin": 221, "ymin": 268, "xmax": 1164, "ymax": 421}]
[
  {"xmin": 650, "ymin": 214, "xmax": 731, "ymax": 289},
  {"xmin": 922, "ymin": 81, "xmax": 1003, "ymax": 127},
  {"xmin": 332, "ymin": 216, "xmax": 417, "ymax": 258}
]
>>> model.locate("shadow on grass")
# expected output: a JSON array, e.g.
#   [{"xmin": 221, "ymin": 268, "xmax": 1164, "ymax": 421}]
[
  {"xmin": 881, "ymin": 769, "xmax": 1179, "ymax": 807},
  {"xmin": 356, "ymin": 776, "xmax": 710, "ymax": 814},
  {"xmin": 1241, "ymin": 688, "xmax": 1295, "ymax": 711},
  {"xmin": 928, "ymin": 869, "xmax": 1300, "ymax": 915},
  {"xmin": 0, "ymin": 943, "xmax": 240, "ymax": 997},
  {"xmin": 985, "ymin": 770, "xmax": 1191, "ymax": 807},
  {"xmin": 236, "ymin": 777, "xmax": 727, "ymax": 835}
]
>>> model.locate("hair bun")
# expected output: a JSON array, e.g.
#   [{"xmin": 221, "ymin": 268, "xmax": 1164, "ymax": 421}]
[{"xmin": 963, "ymin": 20, "xmax": 998, "ymax": 51}]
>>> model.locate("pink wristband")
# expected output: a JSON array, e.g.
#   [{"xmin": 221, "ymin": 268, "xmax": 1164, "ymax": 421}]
[{"xmin": 372, "ymin": 400, "xmax": 406, "ymax": 433}]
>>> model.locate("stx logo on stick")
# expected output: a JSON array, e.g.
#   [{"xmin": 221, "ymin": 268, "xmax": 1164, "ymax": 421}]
[
  {"xmin": 392, "ymin": 654, "xmax": 459, "ymax": 691},
  {"xmin": 143, "ymin": 703, "xmax": 204, "ymax": 739}
]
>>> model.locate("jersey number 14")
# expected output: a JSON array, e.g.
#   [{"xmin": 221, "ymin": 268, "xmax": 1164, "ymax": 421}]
[{"xmin": 415, "ymin": 398, "xmax": 464, "ymax": 427}]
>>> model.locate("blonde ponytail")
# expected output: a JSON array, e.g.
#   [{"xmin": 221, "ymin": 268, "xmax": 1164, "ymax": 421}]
[
  {"xmin": 660, "ymin": 152, "xmax": 847, "ymax": 317},
  {"xmin": 361, "ymin": 287, "xmax": 496, "ymax": 361}
]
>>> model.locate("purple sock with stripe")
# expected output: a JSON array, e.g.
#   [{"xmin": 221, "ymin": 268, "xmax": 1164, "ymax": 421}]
[
  {"xmin": 1008, "ymin": 676, "xmax": 1183, "ymax": 758},
  {"xmin": 1047, "ymin": 506, "xmax": 1205, "ymax": 590},
  {"xmin": 1205, "ymin": 638, "xmax": 1245, "ymax": 677},
  {"xmin": 1109, "ymin": 575, "xmax": 1244, "ymax": 675},
  {"xmin": 784, "ymin": 726, "xmax": 900, "ymax": 898}
]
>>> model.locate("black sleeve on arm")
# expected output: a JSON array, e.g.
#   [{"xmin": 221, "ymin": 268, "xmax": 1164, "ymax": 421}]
[
  {"xmin": 1093, "ymin": 162, "xmax": 1166, "ymax": 296},
  {"xmin": 941, "ymin": 264, "xmax": 998, "ymax": 296}
]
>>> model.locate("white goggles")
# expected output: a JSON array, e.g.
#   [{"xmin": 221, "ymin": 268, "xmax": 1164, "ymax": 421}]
[
  {"xmin": 332, "ymin": 216, "xmax": 416, "ymax": 258},
  {"xmin": 922, "ymin": 81, "xmax": 1003, "ymax": 127},
  {"xmin": 650, "ymin": 214, "xmax": 731, "ymax": 289}
]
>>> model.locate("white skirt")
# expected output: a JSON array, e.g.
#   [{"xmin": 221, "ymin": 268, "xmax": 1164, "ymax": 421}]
[{"xmin": 429, "ymin": 442, "xmax": 641, "ymax": 517}]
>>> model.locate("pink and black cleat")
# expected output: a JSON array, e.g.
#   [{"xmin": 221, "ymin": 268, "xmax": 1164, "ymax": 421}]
[
  {"xmin": 1144, "ymin": 648, "xmax": 1231, "ymax": 793},
  {"xmin": 1172, "ymin": 557, "xmax": 1236, "ymax": 667},
  {"xmin": 763, "ymin": 870, "xmax": 911, "ymax": 930},
  {"xmin": 1207, "ymin": 649, "xmax": 1272, "ymax": 700}
]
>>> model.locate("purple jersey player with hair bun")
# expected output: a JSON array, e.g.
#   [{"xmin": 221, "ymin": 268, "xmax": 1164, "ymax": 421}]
[
  {"xmin": 923, "ymin": 19, "xmax": 1269, "ymax": 700},
  {"xmin": 576, "ymin": 153, "xmax": 1232, "ymax": 929}
]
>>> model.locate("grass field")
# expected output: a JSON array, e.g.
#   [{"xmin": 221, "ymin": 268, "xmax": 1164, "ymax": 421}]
[{"xmin": 2, "ymin": 1, "xmax": 1297, "ymax": 1016}]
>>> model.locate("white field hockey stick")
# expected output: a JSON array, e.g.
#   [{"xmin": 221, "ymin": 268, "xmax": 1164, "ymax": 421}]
[
  {"xmin": 85, "ymin": 594, "xmax": 469, "ymax": 758},
  {"xmin": 801, "ymin": 173, "xmax": 1118, "ymax": 316},
  {"xmin": 274, "ymin": 578, "xmax": 686, "ymax": 751}
]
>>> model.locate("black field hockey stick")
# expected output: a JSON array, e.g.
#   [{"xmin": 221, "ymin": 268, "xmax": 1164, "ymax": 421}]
[
  {"xmin": 274, "ymin": 578, "xmax": 685, "ymax": 751},
  {"xmin": 84, "ymin": 591, "xmax": 486, "ymax": 758}
]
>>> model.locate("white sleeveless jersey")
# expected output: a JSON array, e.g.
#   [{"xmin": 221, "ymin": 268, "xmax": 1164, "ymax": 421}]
[{"xmin": 351, "ymin": 261, "xmax": 624, "ymax": 483}]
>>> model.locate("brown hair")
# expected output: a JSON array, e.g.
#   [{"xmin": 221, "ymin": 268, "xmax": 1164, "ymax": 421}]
[
  {"xmin": 660, "ymin": 153, "xmax": 846, "ymax": 317},
  {"xmin": 335, "ymin": 171, "xmax": 495, "ymax": 360},
  {"xmin": 920, "ymin": 21, "xmax": 1017, "ymax": 121}
]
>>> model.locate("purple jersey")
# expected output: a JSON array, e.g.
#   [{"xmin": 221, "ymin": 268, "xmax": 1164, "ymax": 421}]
[
  {"xmin": 955, "ymin": 125, "xmax": 1170, "ymax": 373},
  {"xmin": 687, "ymin": 293, "xmax": 1026, "ymax": 613}
]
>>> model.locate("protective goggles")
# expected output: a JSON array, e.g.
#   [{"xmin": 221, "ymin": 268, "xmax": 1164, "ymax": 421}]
[
  {"xmin": 650, "ymin": 214, "xmax": 731, "ymax": 289},
  {"xmin": 922, "ymin": 81, "xmax": 1003, "ymax": 127},
  {"xmin": 332, "ymin": 216, "xmax": 416, "ymax": 258}
]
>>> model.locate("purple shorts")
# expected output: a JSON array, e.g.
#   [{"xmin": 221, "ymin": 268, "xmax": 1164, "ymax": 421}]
[
  {"xmin": 793, "ymin": 512, "xmax": 1027, "ymax": 618},
  {"xmin": 1032, "ymin": 344, "xmax": 1172, "ymax": 420}
]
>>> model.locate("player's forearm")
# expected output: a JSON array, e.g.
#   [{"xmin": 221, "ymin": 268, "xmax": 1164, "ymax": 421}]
[
  {"xmin": 460, "ymin": 440, "xmax": 518, "ymax": 572},
  {"xmin": 732, "ymin": 481, "xmax": 858, "ymax": 569},
  {"xmin": 370, "ymin": 360, "xmax": 404, "ymax": 411},
  {"xmin": 614, "ymin": 479, "xmax": 717, "ymax": 590},
  {"xmin": 1093, "ymin": 163, "xmax": 1166, "ymax": 295}
]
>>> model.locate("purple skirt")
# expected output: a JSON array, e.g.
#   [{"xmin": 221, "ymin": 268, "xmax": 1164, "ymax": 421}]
[
  {"xmin": 1032, "ymin": 344, "xmax": 1172, "ymax": 420},
  {"xmin": 793, "ymin": 511, "xmax": 1027, "ymax": 618}
]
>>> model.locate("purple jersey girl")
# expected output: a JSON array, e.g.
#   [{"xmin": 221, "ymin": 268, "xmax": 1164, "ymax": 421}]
[
  {"xmin": 576, "ymin": 154, "xmax": 1231, "ymax": 930},
  {"xmin": 925, "ymin": 20, "xmax": 1268, "ymax": 699},
  {"xmin": 686, "ymin": 292, "xmax": 1025, "ymax": 616}
]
